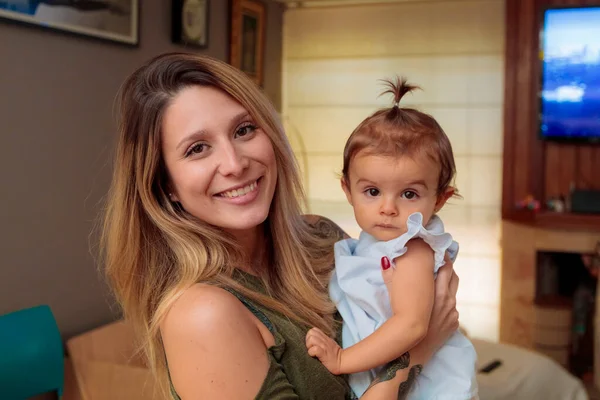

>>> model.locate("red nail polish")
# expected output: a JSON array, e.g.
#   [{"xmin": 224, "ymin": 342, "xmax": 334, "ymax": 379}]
[{"xmin": 381, "ymin": 256, "xmax": 391, "ymax": 270}]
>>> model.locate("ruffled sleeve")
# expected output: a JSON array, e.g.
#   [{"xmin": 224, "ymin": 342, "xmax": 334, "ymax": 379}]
[{"xmin": 378, "ymin": 212, "xmax": 458, "ymax": 274}]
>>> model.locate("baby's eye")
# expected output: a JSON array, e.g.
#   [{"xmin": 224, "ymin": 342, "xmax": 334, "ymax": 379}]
[
  {"xmin": 401, "ymin": 190, "xmax": 418, "ymax": 200},
  {"xmin": 365, "ymin": 188, "xmax": 380, "ymax": 197},
  {"xmin": 186, "ymin": 143, "xmax": 206, "ymax": 157}
]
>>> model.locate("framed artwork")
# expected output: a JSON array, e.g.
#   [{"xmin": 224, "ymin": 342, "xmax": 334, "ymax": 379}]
[
  {"xmin": 229, "ymin": 0, "xmax": 265, "ymax": 86},
  {"xmin": 172, "ymin": 0, "xmax": 209, "ymax": 48},
  {"xmin": 0, "ymin": 0, "xmax": 139, "ymax": 46}
]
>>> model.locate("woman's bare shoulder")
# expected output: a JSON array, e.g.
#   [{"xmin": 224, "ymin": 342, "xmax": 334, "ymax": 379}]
[
  {"xmin": 303, "ymin": 214, "xmax": 349, "ymax": 240},
  {"xmin": 161, "ymin": 284, "xmax": 271, "ymax": 398},
  {"xmin": 162, "ymin": 284, "xmax": 248, "ymax": 330}
]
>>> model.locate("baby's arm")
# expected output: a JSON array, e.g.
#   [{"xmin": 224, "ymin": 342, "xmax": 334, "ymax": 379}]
[{"xmin": 307, "ymin": 239, "xmax": 435, "ymax": 375}]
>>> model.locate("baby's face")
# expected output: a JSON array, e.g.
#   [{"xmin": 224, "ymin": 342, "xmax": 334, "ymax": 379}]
[{"xmin": 342, "ymin": 151, "xmax": 450, "ymax": 242}]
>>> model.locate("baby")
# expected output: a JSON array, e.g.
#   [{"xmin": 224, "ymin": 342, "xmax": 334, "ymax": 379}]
[{"xmin": 306, "ymin": 78, "xmax": 478, "ymax": 399}]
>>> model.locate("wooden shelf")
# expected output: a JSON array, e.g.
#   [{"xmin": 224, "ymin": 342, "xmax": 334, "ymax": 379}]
[{"xmin": 504, "ymin": 209, "xmax": 600, "ymax": 232}]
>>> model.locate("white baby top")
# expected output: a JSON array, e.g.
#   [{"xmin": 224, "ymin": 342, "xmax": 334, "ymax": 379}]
[{"xmin": 329, "ymin": 212, "xmax": 478, "ymax": 399}]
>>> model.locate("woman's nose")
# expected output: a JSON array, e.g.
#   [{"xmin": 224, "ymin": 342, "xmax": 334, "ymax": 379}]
[{"xmin": 218, "ymin": 143, "xmax": 249, "ymax": 177}]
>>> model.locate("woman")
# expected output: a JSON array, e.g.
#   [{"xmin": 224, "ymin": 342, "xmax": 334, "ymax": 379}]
[{"xmin": 102, "ymin": 52, "xmax": 460, "ymax": 399}]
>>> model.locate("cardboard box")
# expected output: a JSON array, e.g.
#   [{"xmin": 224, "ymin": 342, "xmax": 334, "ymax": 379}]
[{"xmin": 67, "ymin": 320, "xmax": 167, "ymax": 400}]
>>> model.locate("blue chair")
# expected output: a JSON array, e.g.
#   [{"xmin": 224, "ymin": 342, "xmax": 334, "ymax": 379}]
[{"xmin": 0, "ymin": 305, "xmax": 64, "ymax": 399}]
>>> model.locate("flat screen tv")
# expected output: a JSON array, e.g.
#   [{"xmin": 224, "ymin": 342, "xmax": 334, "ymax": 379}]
[{"xmin": 539, "ymin": 6, "xmax": 600, "ymax": 143}]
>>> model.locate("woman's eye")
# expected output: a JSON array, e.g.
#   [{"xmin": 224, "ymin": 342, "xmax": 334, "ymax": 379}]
[
  {"xmin": 235, "ymin": 123, "xmax": 257, "ymax": 138},
  {"xmin": 366, "ymin": 188, "xmax": 380, "ymax": 197},
  {"xmin": 185, "ymin": 143, "xmax": 206, "ymax": 157},
  {"xmin": 402, "ymin": 190, "xmax": 418, "ymax": 200}
]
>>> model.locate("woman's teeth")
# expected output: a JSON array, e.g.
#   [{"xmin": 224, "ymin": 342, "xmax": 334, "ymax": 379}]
[{"xmin": 221, "ymin": 181, "xmax": 257, "ymax": 198}]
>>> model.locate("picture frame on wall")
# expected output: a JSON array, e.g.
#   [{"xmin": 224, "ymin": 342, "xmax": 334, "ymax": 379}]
[
  {"xmin": 229, "ymin": 0, "xmax": 266, "ymax": 86},
  {"xmin": 172, "ymin": 0, "xmax": 209, "ymax": 48},
  {"xmin": 0, "ymin": 0, "xmax": 139, "ymax": 46}
]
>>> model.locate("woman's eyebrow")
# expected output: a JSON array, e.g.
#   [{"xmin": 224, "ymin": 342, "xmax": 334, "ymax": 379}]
[
  {"xmin": 176, "ymin": 129, "xmax": 208, "ymax": 151},
  {"xmin": 229, "ymin": 111, "xmax": 252, "ymax": 129}
]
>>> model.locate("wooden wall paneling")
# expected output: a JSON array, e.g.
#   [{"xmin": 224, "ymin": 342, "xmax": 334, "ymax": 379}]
[
  {"xmin": 581, "ymin": 146, "xmax": 600, "ymax": 191},
  {"xmin": 513, "ymin": 0, "xmax": 537, "ymax": 203},
  {"xmin": 591, "ymin": 148, "xmax": 600, "ymax": 190},
  {"xmin": 563, "ymin": 0, "xmax": 598, "ymax": 5},
  {"xmin": 545, "ymin": 143, "xmax": 578, "ymax": 198},
  {"xmin": 546, "ymin": 0, "xmax": 600, "ymax": 197},
  {"xmin": 588, "ymin": 147, "xmax": 600, "ymax": 190},
  {"xmin": 576, "ymin": 146, "xmax": 595, "ymax": 190},
  {"xmin": 557, "ymin": 144, "xmax": 577, "ymax": 197},
  {"xmin": 502, "ymin": 0, "xmax": 600, "ymax": 218},
  {"xmin": 542, "ymin": 0, "xmax": 600, "ymax": 200},
  {"xmin": 501, "ymin": 0, "xmax": 518, "ymax": 216},
  {"xmin": 529, "ymin": 0, "xmax": 548, "ymax": 203},
  {"xmin": 544, "ymin": 143, "xmax": 562, "ymax": 198}
]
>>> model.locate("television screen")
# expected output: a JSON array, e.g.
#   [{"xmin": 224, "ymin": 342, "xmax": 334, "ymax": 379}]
[{"xmin": 540, "ymin": 6, "xmax": 600, "ymax": 142}]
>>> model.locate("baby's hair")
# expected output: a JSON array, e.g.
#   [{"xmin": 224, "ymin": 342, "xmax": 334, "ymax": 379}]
[
  {"xmin": 381, "ymin": 77, "xmax": 421, "ymax": 108},
  {"xmin": 342, "ymin": 76, "xmax": 459, "ymax": 197}
]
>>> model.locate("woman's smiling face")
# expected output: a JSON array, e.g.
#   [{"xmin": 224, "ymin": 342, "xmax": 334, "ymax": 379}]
[{"xmin": 161, "ymin": 85, "xmax": 277, "ymax": 236}]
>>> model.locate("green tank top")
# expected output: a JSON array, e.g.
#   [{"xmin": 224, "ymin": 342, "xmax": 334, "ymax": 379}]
[{"xmin": 170, "ymin": 269, "xmax": 354, "ymax": 399}]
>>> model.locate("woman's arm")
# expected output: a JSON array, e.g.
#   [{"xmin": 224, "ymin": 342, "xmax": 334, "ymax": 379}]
[
  {"xmin": 161, "ymin": 285, "xmax": 272, "ymax": 399},
  {"xmin": 360, "ymin": 347, "xmax": 427, "ymax": 399},
  {"xmin": 334, "ymin": 239, "xmax": 435, "ymax": 374}
]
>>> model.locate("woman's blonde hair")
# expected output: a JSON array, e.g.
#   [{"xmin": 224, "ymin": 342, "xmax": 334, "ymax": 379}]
[{"xmin": 102, "ymin": 52, "xmax": 337, "ymax": 396}]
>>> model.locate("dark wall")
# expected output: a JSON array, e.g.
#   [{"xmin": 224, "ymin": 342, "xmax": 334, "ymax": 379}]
[{"xmin": 0, "ymin": 1, "xmax": 284, "ymax": 338}]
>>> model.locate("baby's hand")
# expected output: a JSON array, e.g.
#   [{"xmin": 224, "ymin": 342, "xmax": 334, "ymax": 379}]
[{"xmin": 305, "ymin": 327, "xmax": 343, "ymax": 375}]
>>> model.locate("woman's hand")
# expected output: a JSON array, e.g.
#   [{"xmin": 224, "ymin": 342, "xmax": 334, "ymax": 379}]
[
  {"xmin": 423, "ymin": 254, "xmax": 459, "ymax": 355},
  {"xmin": 380, "ymin": 253, "xmax": 459, "ymax": 360}
]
